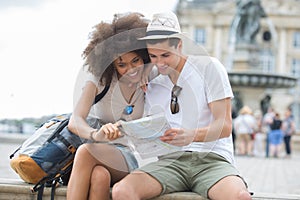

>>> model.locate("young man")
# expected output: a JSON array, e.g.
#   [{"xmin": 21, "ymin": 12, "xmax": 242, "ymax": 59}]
[{"xmin": 112, "ymin": 11, "xmax": 252, "ymax": 200}]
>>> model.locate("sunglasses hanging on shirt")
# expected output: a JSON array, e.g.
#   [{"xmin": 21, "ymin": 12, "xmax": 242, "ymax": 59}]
[{"xmin": 170, "ymin": 85, "xmax": 182, "ymax": 114}]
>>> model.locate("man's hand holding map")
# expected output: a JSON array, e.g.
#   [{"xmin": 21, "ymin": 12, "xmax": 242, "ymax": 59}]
[{"xmin": 119, "ymin": 113, "xmax": 182, "ymax": 159}]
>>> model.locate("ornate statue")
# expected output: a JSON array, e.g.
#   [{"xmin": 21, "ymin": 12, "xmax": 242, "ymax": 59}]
[
  {"xmin": 260, "ymin": 94, "xmax": 271, "ymax": 115},
  {"xmin": 229, "ymin": 0, "xmax": 266, "ymax": 44}
]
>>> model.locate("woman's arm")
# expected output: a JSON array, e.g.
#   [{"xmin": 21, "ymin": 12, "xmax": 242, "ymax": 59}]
[
  {"xmin": 68, "ymin": 81, "xmax": 101, "ymax": 139},
  {"xmin": 68, "ymin": 81, "xmax": 121, "ymax": 141}
]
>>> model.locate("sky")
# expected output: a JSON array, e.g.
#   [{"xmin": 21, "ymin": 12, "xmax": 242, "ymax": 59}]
[{"xmin": 0, "ymin": 0, "xmax": 178, "ymax": 119}]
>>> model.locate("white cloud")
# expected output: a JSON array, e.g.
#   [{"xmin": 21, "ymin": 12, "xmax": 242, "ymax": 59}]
[{"xmin": 0, "ymin": 0, "xmax": 178, "ymax": 119}]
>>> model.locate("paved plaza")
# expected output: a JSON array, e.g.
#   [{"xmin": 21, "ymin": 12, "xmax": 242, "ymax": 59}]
[
  {"xmin": 1, "ymin": 136, "xmax": 300, "ymax": 197},
  {"xmin": 235, "ymin": 153, "xmax": 300, "ymax": 196}
]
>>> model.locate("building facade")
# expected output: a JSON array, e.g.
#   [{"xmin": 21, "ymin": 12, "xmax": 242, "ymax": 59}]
[{"xmin": 175, "ymin": 0, "xmax": 300, "ymax": 128}]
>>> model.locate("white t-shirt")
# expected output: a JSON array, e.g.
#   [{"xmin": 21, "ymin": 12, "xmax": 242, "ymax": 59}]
[{"xmin": 144, "ymin": 55, "xmax": 235, "ymax": 164}]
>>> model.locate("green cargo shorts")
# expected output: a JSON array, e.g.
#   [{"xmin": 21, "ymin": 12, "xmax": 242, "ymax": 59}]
[{"xmin": 138, "ymin": 151, "xmax": 245, "ymax": 198}]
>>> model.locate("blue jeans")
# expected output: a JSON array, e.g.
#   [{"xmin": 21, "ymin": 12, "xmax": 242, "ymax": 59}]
[{"xmin": 284, "ymin": 135, "xmax": 292, "ymax": 155}]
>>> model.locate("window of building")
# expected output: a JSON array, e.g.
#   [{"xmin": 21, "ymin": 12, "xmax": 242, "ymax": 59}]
[
  {"xmin": 291, "ymin": 102, "xmax": 300, "ymax": 130},
  {"xmin": 260, "ymin": 50, "xmax": 274, "ymax": 72},
  {"xmin": 291, "ymin": 59, "xmax": 300, "ymax": 130},
  {"xmin": 292, "ymin": 59, "xmax": 300, "ymax": 76},
  {"xmin": 194, "ymin": 28, "xmax": 206, "ymax": 45},
  {"xmin": 293, "ymin": 32, "xmax": 300, "ymax": 48}
]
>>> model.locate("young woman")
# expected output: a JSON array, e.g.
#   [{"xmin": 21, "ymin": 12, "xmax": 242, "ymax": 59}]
[{"xmin": 66, "ymin": 13, "xmax": 150, "ymax": 200}]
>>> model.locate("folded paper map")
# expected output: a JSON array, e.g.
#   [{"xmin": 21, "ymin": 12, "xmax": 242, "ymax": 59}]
[{"xmin": 119, "ymin": 113, "xmax": 182, "ymax": 159}]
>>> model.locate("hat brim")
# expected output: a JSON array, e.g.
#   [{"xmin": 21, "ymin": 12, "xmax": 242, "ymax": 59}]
[{"xmin": 138, "ymin": 33, "xmax": 183, "ymax": 40}]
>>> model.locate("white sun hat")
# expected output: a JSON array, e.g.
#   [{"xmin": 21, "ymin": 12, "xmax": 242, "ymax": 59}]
[{"xmin": 138, "ymin": 11, "xmax": 183, "ymax": 40}]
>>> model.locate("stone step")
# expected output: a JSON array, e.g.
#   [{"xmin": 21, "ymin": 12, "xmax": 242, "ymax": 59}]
[
  {"xmin": 1, "ymin": 178, "xmax": 300, "ymax": 200},
  {"xmin": 0, "ymin": 178, "xmax": 204, "ymax": 200}
]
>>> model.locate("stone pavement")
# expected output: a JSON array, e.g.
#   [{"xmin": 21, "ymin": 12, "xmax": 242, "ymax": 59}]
[
  {"xmin": 235, "ymin": 152, "xmax": 300, "ymax": 196},
  {"xmin": 1, "ymin": 134, "xmax": 300, "ymax": 198}
]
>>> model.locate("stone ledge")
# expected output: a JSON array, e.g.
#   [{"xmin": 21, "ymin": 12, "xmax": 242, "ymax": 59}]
[
  {"xmin": 2, "ymin": 178, "xmax": 300, "ymax": 200},
  {"xmin": 0, "ymin": 178, "xmax": 205, "ymax": 200},
  {"xmin": 0, "ymin": 180, "xmax": 66, "ymax": 200}
]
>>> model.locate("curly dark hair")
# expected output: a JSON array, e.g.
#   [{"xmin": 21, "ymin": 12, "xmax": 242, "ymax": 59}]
[{"xmin": 83, "ymin": 12, "xmax": 150, "ymax": 85}]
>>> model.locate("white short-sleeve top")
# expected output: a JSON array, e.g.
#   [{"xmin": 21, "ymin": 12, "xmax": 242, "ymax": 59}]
[{"xmin": 144, "ymin": 55, "xmax": 235, "ymax": 164}]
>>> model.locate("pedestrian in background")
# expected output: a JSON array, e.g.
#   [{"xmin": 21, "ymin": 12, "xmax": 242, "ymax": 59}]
[
  {"xmin": 282, "ymin": 107, "xmax": 295, "ymax": 158},
  {"xmin": 269, "ymin": 112, "xmax": 283, "ymax": 158},
  {"xmin": 252, "ymin": 110, "xmax": 265, "ymax": 157},
  {"xmin": 232, "ymin": 108, "xmax": 238, "ymax": 154},
  {"xmin": 234, "ymin": 105, "xmax": 258, "ymax": 156},
  {"xmin": 262, "ymin": 107, "xmax": 275, "ymax": 157}
]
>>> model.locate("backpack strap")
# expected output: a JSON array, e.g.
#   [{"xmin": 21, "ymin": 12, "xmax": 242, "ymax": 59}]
[
  {"xmin": 9, "ymin": 146, "xmax": 21, "ymax": 159},
  {"xmin": 36, "ymin": 184, "xmax": 44, "ymax": 200},
  {"xmin": 94, "ymin": 84, "xmax": 110, "ymax": 104},
  {"xmin": 46, "ymin": 84, "xmax": 110, "ymax": 143},
  {"xmin": 47, "ymin": 119, "xmax": 69, "ymax": 142}
]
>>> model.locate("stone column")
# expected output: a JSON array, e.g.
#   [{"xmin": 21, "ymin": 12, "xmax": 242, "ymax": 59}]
[
  {"xmin": 277, "ymin": 28, "xmax": 287, "ymax": 73},
  {"xmin": 213, "ymin": 27, "xmax": 222, "ymax": 60}
]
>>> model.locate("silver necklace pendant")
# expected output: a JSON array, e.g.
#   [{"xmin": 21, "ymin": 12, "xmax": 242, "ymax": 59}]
[{"xmin": 124, "ymin": 105, "xmax": 134, "ymax": 115}]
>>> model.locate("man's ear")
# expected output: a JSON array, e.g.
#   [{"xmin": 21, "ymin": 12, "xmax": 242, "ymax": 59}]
[{"xmin": 177, "ymin": 40, "xmax": 183, "ymax": 51}]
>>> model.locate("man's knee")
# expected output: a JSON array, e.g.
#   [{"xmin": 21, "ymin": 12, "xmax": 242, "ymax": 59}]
[
  {"xmin": 112, "ymin": 180, "xmax": 133, "ymax": 200},
  {"xmin": 238, "ymin": 190, "xmax": 252, "ymax": 200}
]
